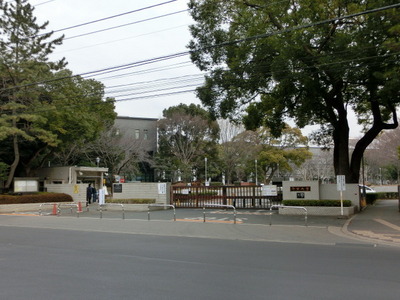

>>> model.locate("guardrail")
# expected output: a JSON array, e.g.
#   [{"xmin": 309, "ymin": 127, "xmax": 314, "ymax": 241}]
[
  {"xmin": 99, "ymin": 203, "xmax": 125, "ymax": 220},
  {"xmin": 270, "ymin": 205, "xmax": 308, "ymax": 226},
  {"xmin": 148, "ymin": 204, "xmax": 176, "ymax": 221},
  {"xmin": 39, "ymin": 203, "xmax": 60, "ymax": 216},
  {"xmin": 58, "ymin": 203, "xmax": 80, "ymax": 218},
  {"xmin": 203, "ymin": 204, "xmax": 237, "ymax": 224}
]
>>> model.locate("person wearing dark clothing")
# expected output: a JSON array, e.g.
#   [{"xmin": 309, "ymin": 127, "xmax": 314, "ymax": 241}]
[
  {"xmin": 86, "ymin": 184, "xmax": 93, "ymax": 206},
  {"xmin": 92, "ymin": 187, "xmax": 97, "ymax": 203}
]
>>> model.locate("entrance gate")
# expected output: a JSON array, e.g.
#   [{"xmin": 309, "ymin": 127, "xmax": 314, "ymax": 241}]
[{"xmin": 171, "ymin": 185, "xmax": 282, "ymax": 209}]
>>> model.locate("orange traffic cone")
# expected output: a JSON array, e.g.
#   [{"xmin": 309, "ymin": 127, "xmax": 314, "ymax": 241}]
[
  {"xmin": 77, "ymin": 201, "xmax": 82, "ymax": 213},
  {"xmin": 52, "ymin": 203, "xmax": 58, "ymax": 215}
]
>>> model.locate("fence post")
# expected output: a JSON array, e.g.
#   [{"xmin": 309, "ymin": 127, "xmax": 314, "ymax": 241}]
[{"xmin": 223, "ymin": 186, "xmax": 227, "ymax": 205}]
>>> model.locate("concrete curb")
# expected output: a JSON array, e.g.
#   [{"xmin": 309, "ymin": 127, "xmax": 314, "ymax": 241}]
[{"xmin": 335, "ymin": 214, "xmax": 400, "ymax": 248}]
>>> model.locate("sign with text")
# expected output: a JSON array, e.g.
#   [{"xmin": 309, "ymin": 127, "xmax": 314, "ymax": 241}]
[
  {"xmin": 290, "ymin": 186, "xmax": 311, "ymax": 192},
  {"xmin": 262, "ymin": 185, "xmax": 278, "ymax": 196},
  {"xmin": 158, "ymin": 183, "xmax": 167, "ymax": 195},
  {"xmin": 337, "ymin": 175, "xmax": 346, "ymax": 191},
  {"xmin": 113, "ymin": 183, "xmax": 122, "ymax": 193}
]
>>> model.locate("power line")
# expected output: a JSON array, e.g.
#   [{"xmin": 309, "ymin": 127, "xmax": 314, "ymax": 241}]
[
  {"xmin": 34, "ymin": 0, "xmax": 57, "ymax": 6},
  {"xmin": 201, "ymin": 3, "xmax": 400, "ymax": 49},
  {"xmin": 0, "ymin": 51, "xmax": 190, "ymax": 92},
  {"xmin": 2, "ymin": 3, "xmax": 399, "ymax": 93},
  {"xmin": 64, "ymin": 9, "xmax": 188, "ymax": 41},
  {"xmin": 54, "ymin": 24, "xmax": 189, "ymax": 55},
  {"xmin": 105, "ymin": 74, "xmax": 204, "ymax": 90},
  {"xmin": 106, "ymin": 83, "xmax": 202, "ymax": 98},
  {"xmin": 115, "ymin": 89, "xmax": 196, "ymax": 102},
  {"xmin": 36, "ymin": 0, "xmax": 177, "ymax": 37},
  {"xmin": 97, "ymin": 61, "xmax": 194, "ymax": 81}
]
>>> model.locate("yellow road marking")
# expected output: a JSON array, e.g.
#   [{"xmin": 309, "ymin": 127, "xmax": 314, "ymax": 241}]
[
  {"xmin": 0, "ymin": 213, "xmax": 39, "ymax": 217},
  {"xmin": 374, "ymin": 219, "xmax": 400, "ymax": 232}
]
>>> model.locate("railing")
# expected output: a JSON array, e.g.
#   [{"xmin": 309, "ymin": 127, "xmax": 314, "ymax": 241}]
[
  {"xmin": 270, "ymin": 205, "xmax": 308, "ymax": 226},
  {"xmin": 39, "ymin": 203, "xmax": 60, "ymax": 216},
  {"xmin": 148, "ymin": 204, "xmax": 176, "ymax": 221},
  {"xmin": 99, "ymin": 203, "xmax": 125, "ymax": 220},
  {"xmin": 203, "ymin": 204, "xmax": 237, "ymax": 224},
  {"xmin": 58, "ymin": 203, "xmax": 80, "ymax": 218}
]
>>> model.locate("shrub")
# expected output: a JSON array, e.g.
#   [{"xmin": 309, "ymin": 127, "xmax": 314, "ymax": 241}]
[
  {"xmin": 106, "ymin": 198, "xmax": 156, "ymax": 204},
  {"xmin": 365, "ymin": 193, "xmax": 378, "ymax": 205},
  {"xmin": 282, "ymin": 200, "xmax": 352, "ymax": 207},
  {"xmin": 376, "ymin": 192, "xmax": 398, "ymax": 200},
  {"xmin": 0, "ymin": 193, "xmax": 73, "ymax": 204}
]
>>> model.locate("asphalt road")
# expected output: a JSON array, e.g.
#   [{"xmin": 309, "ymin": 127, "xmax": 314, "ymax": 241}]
[{"xmin": 0, "ymin": 222, "xmax": 399, "ymax": 300}]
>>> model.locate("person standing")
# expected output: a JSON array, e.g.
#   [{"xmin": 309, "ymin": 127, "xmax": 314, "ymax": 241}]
[
  {"xmin": 92, "ymin": 186, "xmax": 97, "ymax": 203},
  {"xmin": 86, "ymin": 183, "xmax": 93, "ymax": 206}
]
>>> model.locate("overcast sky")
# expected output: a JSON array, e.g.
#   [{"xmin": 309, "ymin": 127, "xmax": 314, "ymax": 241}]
[
  {"xmin": 30, "ymin": 0, "xmax": 202, "ymax": 119},
  {"xmin": 28, "ymin": 0, "xmax": 363, "ymax": 138}
]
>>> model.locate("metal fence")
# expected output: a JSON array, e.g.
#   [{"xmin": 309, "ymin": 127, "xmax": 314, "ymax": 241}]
[{"xmin": 171, "ymin": 185, "xmax": 282, "ymax": 209}]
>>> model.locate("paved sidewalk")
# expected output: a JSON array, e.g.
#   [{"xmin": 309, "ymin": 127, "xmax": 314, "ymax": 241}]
[
  {"xmin": 342, "ymin": 199, "xmax": 400, "ymax": 247},
  {"xmin": 1, "ymin": 199, "xmax": 400, "ymax": 247}
]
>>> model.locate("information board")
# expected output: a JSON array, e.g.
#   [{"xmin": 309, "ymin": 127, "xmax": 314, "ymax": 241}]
[
  {"xmin": 262, "ymin": 185, "xmax": 278, "ymax": 196},
  {"xmin": 337, "ymin": 175, "xmax": 346, "ymax": 191}
]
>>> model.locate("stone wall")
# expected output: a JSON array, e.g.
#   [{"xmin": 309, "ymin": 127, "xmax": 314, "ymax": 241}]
[
  {"xmin": 282, "ymin": 181, "xmax": 360, "ymax": 211},
  {"xmin": 46, "ymin": 183, "xmax": 87, "ymax": 203},
  {"xmin": 111, "ymin": 182, "xmax": 170, "ymax": 205}
]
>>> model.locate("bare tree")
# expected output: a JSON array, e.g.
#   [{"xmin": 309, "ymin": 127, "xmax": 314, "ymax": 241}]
[
  {"xmin": 364, "ymin": 127, "xmax": 400, "ymax": 183},
  {"xmin": 158, "ymin": 110, "xmax": 219, "ymax": 182},
  {"xmin": 296, "ymin": 148, "xmax": 334, "ymax": 182},
  {"xmin": 86, "ymin": 127, "xmax": 151, "ymax": 182}
]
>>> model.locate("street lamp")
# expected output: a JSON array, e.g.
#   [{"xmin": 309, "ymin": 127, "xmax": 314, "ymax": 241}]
[
  {"xmin": 205, "ymin": 157, "xmax": 208, "ymax": 185},
  {"xmin": 255, "ymin": 159, "xmax": 258, "ymax": 186},
  {"xmin": 96, "ymin": 157, "xmax": 100, "ymax": 167}
]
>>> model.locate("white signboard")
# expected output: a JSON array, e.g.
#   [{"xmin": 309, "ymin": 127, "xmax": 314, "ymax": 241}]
[
  {"xmin": 337, "ymin": 175, "xmax": 346, "ymax": 191},
  {"xmin": 262, "ymin": 185, "xmax": 278, "ymax": 196},
  {"xmin": 98, "ymin": 189, "xmax": 105, "ymax": 205},
  {"xmin": 158, "ymin": 183, "xmax": 167, "ymax": 195},
  {"xmin": 14, "ymin": 180, "xmax": 38, "ymax": 192}
]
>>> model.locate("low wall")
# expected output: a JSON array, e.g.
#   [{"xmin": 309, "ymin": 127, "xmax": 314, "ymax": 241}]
[
  {"xmin": 112, "ymin": 182, "xmax": 170, "ymax": 205},
  {"xmin": 45, "ymin": 183, "xmax": 87, "ymax": 203},
  {"xmin": 279, "ymin": 206, "xmax": 355, "ymax": 217},
  {"xmin": 282, "ymin": 181, "xmax": 360, "ymax": 212}
]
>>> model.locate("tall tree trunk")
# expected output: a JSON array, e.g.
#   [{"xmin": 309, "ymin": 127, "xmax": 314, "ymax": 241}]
[
  {"xmin": 332, "ymin": 111, "xmax": 351, "ymax": 181},
  {"xmin": 5, "ymin": 134, "xmax": 20, "ymax": 190}
]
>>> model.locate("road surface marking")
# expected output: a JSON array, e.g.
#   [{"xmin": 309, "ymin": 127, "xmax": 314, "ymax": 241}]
[{"xmin": 374, "ymin": 219, "xmax": 400, "ymax": 232}]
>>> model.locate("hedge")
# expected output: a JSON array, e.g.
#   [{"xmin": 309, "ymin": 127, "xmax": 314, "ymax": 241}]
[
  {"xmin": 375, "ymin": 192, "xmax": 399, "ymax": 200},
  {"xmin": 282, "ymin": 200, "xmax": 352, "ymax": 207},
  {"xmin": 0, "ymin": 193, "xmax": 73, "ymax": 204}
]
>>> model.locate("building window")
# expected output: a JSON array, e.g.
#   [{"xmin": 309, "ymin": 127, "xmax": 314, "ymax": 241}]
[
  {"xmin": 143, "ymin": 129, "xmax": 148, "ymax": 140},
  {"xmin": 135, "ymin": 129, "xmax": 140, "ymax": 139}
]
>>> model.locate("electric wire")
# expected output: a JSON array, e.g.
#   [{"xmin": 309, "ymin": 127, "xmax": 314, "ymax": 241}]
[
  {"xmin": 35, "ymin": 0, "xmax": 177, "ymax": 37},
  {"xmin": 53, "ymin": 24, "xmax": 190, "ymax": 55},
  {"xmin": 34, "ymin": 0, "xmax": 57, "ymax": 6},
  {"xmin": 1, "ymin": 2, "xmax": 399, "ymax": 99},
  {"xmin": 96, "ymin": 61, "xmax": 194, "ymax": 81},
  {"xmin": 63, "ymin": 9, "xmax": 188, "ymax": 41}
]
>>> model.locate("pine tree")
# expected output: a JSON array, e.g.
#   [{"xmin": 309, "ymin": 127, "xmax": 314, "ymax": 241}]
[{"xmin": 0, "ymin": 0, "xmax": 65, "ymax": 190}]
